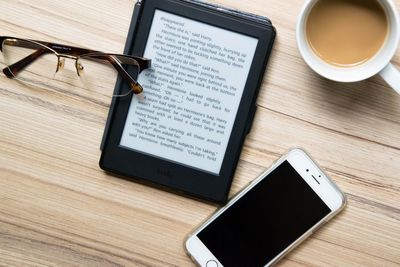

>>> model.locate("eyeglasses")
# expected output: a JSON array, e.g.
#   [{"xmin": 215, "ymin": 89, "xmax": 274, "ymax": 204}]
[{"xmin": 0, "ymin": 36, "xmax": 151, "ymax": 98}]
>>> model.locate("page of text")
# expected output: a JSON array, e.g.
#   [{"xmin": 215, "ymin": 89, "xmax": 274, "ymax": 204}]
[{"xmin": 120, "ymin": 10, "xmax": 258, "ymax": 174}]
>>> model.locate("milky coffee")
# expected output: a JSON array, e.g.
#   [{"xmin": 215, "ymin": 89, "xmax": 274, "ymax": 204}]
[{"xmin": 306, "ymin": 0, "xmax": 388, "ymax": 67}]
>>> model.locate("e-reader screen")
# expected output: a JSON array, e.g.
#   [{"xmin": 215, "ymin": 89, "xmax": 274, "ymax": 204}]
[{"xmin": 120, "ymin": 9, "xmax": 258, "ymax": 174}]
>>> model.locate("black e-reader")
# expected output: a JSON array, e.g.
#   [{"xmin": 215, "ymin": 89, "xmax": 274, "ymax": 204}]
[{"xmin": 100, "ymin": 0, "xmax": 276, "ymax": 203}]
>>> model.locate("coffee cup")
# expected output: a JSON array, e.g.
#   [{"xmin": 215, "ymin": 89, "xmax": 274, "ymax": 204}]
[{"xmin": 296, "ymin": 0, "xmax": 400, "ymax": 94}]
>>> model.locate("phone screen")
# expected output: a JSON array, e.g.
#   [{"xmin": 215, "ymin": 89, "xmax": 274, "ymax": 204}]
[{"xmin": 197, "ymin": 160, "xmax": 331, "ymax": 266}]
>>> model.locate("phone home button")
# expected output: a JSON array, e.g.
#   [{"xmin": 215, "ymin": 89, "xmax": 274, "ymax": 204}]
[{"xmin": 206, "ymin": 260, "xmax": 218, "ymax": 267}]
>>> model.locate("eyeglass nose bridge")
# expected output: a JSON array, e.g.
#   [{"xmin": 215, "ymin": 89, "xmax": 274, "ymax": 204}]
[{"xmin": 56, "ymin": 54, "xmax": 80, "ymax": 73}]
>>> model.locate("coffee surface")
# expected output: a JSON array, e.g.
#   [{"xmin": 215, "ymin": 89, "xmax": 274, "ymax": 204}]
[{"xmin": 306, "ymin": 0, "xmax": 388, "ymax": 67}]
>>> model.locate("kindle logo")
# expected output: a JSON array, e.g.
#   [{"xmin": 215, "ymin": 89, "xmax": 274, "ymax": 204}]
[{"xmin": 157, "ymin": 168, "xmax": 173, "ymax": 178}]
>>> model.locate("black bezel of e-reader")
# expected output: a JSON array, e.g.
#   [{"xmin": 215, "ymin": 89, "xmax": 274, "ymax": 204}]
[{"xmin": 100, "ymin": 0, "xmax": 276, "ymax": 203}]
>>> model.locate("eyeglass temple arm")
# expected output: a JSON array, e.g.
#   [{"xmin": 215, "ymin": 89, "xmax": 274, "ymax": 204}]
[
  {"xmin": 109, "ymin": 56, "xmax": 143, "ymax": 95},
  {"xmin": 2, "ymin": 49, "xmax": 47, "ymax": 78},
  {"xmin": 0, "ymin": 37, "xmax": 50, "ymax": 77},
  {"xmin": 83, "ymin": 53, "xmax": 151, "ymax": 72},
  {"xmin": 87, "ymin": 53, "xmax": 144, "ymax": 95}
]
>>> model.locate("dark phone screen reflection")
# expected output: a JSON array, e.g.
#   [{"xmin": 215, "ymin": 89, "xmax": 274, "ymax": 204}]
[{"xmin": 198, "ymin": 160, "xmax": 331, "ymax": 266}]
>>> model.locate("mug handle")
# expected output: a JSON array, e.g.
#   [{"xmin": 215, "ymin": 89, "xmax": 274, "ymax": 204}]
[{"xmin": 379, "ymin": 63, "xmax": 400, "ymax": 95}]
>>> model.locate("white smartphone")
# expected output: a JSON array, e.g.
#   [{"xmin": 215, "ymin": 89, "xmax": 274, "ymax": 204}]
[{"xmin": 185, "ymin": 148, "xmax": 346, "ymax": 267}]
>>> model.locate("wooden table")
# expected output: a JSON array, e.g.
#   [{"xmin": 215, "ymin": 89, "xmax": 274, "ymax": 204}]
[{"xmin": 0, "ymin": 0, "xmax": 399, "ymax": 266}]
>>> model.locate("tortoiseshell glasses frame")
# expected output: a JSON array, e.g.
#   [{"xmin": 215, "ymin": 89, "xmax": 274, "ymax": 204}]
[{"xmin": 0, "ymin": 36, "xmax": 151, "ymax": 97}]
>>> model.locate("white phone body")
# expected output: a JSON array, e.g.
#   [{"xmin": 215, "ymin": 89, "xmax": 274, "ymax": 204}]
[{"xmin": 185, "ymin": 148, "xmax": 346, "ymax": 267}]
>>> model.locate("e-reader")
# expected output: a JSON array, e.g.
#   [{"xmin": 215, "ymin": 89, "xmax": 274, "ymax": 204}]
[{"xmin": 100, "ymin": 0, "xmax": 276, "ymax": 203}]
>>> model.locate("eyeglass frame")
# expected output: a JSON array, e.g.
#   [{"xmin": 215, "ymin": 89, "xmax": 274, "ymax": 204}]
[{"xmin": 0, "ymin": 36, "xmax": 151, "ymax": 96}]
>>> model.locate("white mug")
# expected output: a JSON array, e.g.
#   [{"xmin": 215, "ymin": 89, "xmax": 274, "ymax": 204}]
[{"xmin": 296, "ymin": 0, "xmax": 400, "ymax": 94}]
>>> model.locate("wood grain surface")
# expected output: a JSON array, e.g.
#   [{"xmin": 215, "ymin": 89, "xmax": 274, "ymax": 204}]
[{"xmin": 0, "ymin": 0, "xmax": 399, "ymax": 266}]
